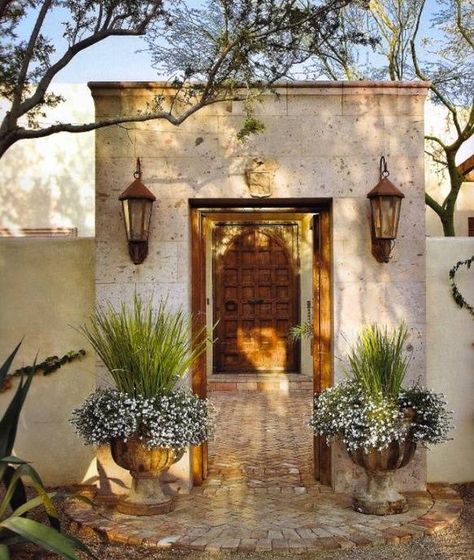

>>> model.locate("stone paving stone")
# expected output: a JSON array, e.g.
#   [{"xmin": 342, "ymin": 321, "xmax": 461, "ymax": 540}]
[
  {"xmin": 238, "ymin": 538, "xmax": 257, "ymax": 552},
  {"xmin": 66, "ymin": 391, "xmax": 462, "ymax": 552},
  {"xmin": 255, "ymin": 538, "xmax": 272, "ymax": 551}
]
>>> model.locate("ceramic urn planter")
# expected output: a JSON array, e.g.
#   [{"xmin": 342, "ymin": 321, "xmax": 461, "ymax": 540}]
[
  {"xmin": 349, "ymin": 438, "xmax": 416, "ymax": 515},
  {"xmin": 111, "ymin": 437, "xmax": 183, "ymax": 516}
]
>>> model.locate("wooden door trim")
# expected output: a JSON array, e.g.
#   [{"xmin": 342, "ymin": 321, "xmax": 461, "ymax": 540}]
[
  {"xmin": 312, "ymin": 211, "xmax": 332, "ymax": 485},
  {"xmin": 191, "ymin": 209, "xmax": 207, "ymax": 485},
  {"xmin": 190, "ymin": 201, "xmax": 332, "ymax": 487}
]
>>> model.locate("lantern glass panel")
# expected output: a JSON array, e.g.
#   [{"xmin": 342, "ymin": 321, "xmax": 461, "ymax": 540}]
[
  {"xmin": 122, "ymin": 199, "xmax": 153, "ymax": 242},
  {"xmin": 371, "ymin": 196, "xmax": 401, "ymax": 239}
]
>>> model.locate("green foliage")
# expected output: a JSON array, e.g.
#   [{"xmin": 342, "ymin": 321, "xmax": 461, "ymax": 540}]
[
  {"xmin": 311, "ymin": 380, "xmax": 453, "ymax": 451},
  {"xmin": 347, "ymin": 324, "xmax": 410, "ymax": 402},
  {"xmin": 80, "ymin": 295, "xmax": 210, "ymax": 397},
  {"xmin": 307, "ymin": 0, "xmax": 474, "ymax": 236},
  {"xmin": 0, "ymin": 343, "xmax": 33, "ymax": 459},
  {"xmin": 311, "ymin": 381, "xmax": 406, "ymax": 451},
  {"xmin": 0, "ymin": 345, "xmax": 95, "ymax": 559},
  {"xmin": 237, "ymin": 116, "xmax": 266, "ymax": 140},
  {"xmin": 0, "ymin": 458, "xmax": 96, "ymax": 559},
  {"xmin": 399, "ymin": 385, "xmax": 453, "ymax": 445},
  {"xmin": 449, "ymin": 256, "xmax": 474, "ymax": 318},
  {"xmin": 311, "ymin": 323, "xmax": 452, "ymax": 451},
  {"xmin": 0, "ymin": 0, "xmax": 358, "ymax": 157},
  {"xmin": 288, "ymin": 321, "xmax": 313, "ymax": 342},
  {"xmin": 71, "ymin": 388, "xmax": 213, "ymax": 449}
]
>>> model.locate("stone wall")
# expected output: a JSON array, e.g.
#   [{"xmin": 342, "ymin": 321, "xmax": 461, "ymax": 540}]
[{"xmin": 91, "ymin": 81, "xmax": 428, "ymax": 492}]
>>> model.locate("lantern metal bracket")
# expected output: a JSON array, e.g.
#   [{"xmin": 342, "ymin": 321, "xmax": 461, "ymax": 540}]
[
  {"xmin": 134, "ymin": 157, "xmax": 142, "ymax": 179},
  {"xmin": 380, "ymin": 155, "xmax": 389, "ymax": 179}
]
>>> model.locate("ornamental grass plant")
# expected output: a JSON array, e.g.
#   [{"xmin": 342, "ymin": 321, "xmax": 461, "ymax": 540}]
[
  {"xmin": 347, "ymin": 323, "xmax": 409, "ymax": 402},
  {"xmin": 72, "ymin": 295, "xmax": 214, "ymax": 451},
  {"xmin": 311, "ymin": 323, "xmax": 452, "ymax": 452},
  {"xmin": 80, "ymin": 295, "xmax": 208, "ymax": 397}
]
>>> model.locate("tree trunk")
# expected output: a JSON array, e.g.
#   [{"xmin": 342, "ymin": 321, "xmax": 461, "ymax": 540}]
[{"xmin": 441, "ymin": 149, "xmax": 464, "ymax": 237}]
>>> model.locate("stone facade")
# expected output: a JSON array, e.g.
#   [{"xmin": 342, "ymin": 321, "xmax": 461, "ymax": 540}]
[{"xmin": 90, "ymin": 81, "xmax": 428, "ymax": 493}]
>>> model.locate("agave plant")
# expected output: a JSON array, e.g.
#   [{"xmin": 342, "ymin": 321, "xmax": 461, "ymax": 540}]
[
  {"xmin": 80, "ymin": 295, "xmax": 210, "ymax": 397},
  {"xmin": 0, "ymin": 343, "xmax": 95, "ymax": 560}
]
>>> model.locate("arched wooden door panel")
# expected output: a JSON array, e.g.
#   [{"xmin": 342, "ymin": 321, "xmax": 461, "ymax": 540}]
[{"xmin": 213, "ymin": 224, "xmax": 300, "ymax": 373}]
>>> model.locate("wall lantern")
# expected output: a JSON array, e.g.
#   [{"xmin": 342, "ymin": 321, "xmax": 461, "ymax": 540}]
[
  {"xmin": 367, "ymin": 156, "xmax": 405, "ymax": 263},
  {"xmin": 119, "ymin": 158, "xmax": 156, "ymax": 265}
]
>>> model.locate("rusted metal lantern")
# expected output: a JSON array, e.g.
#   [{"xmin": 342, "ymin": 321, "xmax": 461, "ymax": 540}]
[
  {"xmin": 367, "ymin": 156, "xmax": 405, "ymax": 263},
  {"xmin": 119, "ymin": 158, "xmax": 156, "ymax": 265}
]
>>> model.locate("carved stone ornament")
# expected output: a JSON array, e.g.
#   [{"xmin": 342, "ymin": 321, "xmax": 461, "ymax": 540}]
[{"xmin": 245, "ymin": 158, "xmax": 278, "ymax": 198}]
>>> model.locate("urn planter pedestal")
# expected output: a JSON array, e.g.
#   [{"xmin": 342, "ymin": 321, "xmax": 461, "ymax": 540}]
[
  {"xmin": 349, "ymin": 439, "xmax": 416, "ymax": 515},
  {"xmin": 111, "ymin": 438, "xmax": 182, "ymax": 516}
]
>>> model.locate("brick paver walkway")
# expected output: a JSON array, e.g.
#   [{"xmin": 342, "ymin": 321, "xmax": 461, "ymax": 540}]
[{"xmin": 67, "ymin": 390, "xmax": 462, "ymax": 552}]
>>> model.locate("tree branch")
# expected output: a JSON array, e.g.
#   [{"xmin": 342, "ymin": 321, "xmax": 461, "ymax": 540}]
[
  {"xmin": 18, "ymin": 28, "xmax": 145, "ymax": 118},
  {"xmin": 425, "ymin": 149, "xmax": 447, "ymax": 167},
  {"xmin": 425, "ymin": 135, "xmax": 447, "ymax": 149},
  {"xmin": 9, "ymin": 92, "xmax": 246, "ymax": 144},
  {"xmin": 425, "ymin": 191, "xmax": 444, "ymax": 216},
  {"xmin": 0, "ymin": 0, "xmax": 15, "ymax": 20},
  {"xmin": 11, "ymin": 0, "xmax": 53, "ymax": 117},
  {"xmin": 455, "ymin": 0, "xmax": 473, "ymax": 49},
  {"xmin": 410, "ymin": 0, "xmax": 462, "ymax": 137}
]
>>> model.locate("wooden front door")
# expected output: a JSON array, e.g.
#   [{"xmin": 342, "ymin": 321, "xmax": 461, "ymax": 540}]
[{"xmin": 213, "ymin": 223, "xmax": 299, "ymax": 373}]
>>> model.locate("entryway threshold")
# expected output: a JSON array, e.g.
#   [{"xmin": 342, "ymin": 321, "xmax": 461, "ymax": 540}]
[
  {"xmin": 66, "ymin": 483, "xmax": 461, "ymax": 552},
  {"xmin": 208, "ymin": 372, "xmax": 313, "ymax": 393}
]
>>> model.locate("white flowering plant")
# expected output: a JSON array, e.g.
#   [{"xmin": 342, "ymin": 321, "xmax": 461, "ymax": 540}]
[
  {"xmin": 311, "ymin": 381, "xmax": 452, "ymax": 452},
  {"xmin": 71, "ymin": 295, "xmax": 215, "ymax": 452},
  {"xmin": 70, "ymin": 388, "xmax": 213, "ymax": 450},
  {"xmin": 311, "ymin": 324, "xmax": 453, "ymax": 452}
]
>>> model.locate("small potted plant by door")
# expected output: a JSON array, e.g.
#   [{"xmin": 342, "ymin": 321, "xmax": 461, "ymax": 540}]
[
  {"xmin": 311, "ymin": 324, "xmax": 452, "ymax": 515},
  {"xmin": 71, "ymin": 295, "xmax": 213, "ymax": 516}
]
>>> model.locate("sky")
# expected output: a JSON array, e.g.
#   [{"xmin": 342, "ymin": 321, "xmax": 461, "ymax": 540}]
[{"xmin": 16, "ymin": 0, "xmax": 440, "ymax": 83}]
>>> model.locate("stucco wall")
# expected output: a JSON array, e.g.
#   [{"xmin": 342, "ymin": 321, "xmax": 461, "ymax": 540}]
[
  {"xmin": 0, "ymin": 238, "xmax": 96, "ymax": 486},
  {"xmin": 91, "ymin": 81, "xmax": 428, "ymax": 492},
  {"xmin": 426, "ymin": 238, "xmax": 474, "ymax": 483},
  {"xmin": 0, "ymin": 84, "xmax": 95, "ymax": 237}
]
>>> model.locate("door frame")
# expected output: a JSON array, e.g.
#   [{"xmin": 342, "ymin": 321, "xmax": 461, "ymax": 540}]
[{"xmin": 190, "ymin": 199, "xmax": 332, "ymax": 486}]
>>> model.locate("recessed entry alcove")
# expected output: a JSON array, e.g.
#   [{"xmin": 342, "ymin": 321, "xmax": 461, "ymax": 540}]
[{"xmin": 190, "ymin": 199, "xmax": 332, "ymax": 486}]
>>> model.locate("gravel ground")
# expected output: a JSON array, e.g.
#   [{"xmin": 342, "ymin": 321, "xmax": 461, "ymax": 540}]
[{"xmin": 11, "ymin": 483, "xmax": 474, "ymax": 560}]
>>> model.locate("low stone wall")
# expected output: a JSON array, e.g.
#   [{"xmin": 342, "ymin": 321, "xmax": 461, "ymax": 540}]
[
  {"xmin": 0, "ymin": 238, "xmax": 96, "ymax": 486},
  {"xmin": 426, "ymin": 237, "xmax": 474, "ymax": 483}
]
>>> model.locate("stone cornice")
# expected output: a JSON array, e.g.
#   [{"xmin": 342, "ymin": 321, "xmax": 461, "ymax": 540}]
[{"xmin": 88, "ymin": 80, "xmax": 431, "ymax": 96}]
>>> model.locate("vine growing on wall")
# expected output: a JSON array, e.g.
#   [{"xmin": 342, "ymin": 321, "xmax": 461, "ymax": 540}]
[
  {"xmin": 0, "ymin": 349, "xmax": 85, "ymax": 392},
  {"xmin": 449, "ymin": 256, "xmax": 474, "ymax": 318}
]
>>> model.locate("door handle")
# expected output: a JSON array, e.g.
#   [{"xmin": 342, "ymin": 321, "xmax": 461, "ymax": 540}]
[{"xmin": 248, "ymin": 299, "xmax": 264, "ymax": 305}]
